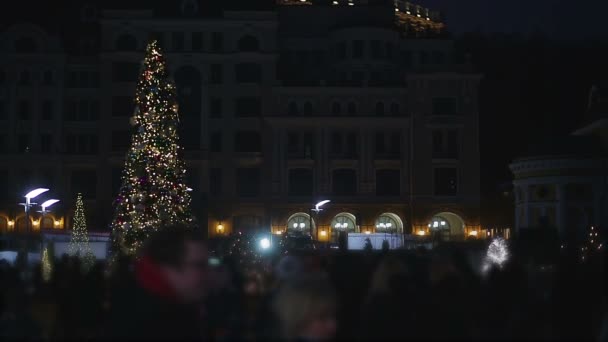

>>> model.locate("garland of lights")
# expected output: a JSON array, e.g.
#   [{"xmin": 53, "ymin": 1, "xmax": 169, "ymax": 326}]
[
  {"xmin": 110, "ymin": 40, "xmax": 195, "ymax": 255},
  {"xmin": 68, "ymin": 193, "xmax": 95, "ymax": 272}
]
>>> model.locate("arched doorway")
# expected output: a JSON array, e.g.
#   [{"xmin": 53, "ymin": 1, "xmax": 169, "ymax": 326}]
[
  {"xmin": 286, "ymin": 212, "xmax": 315, "ymax": 235},
  {"xmin": 331, "ymin": 212, "xmax": 357, "ymax": 243},
  {"xmin": 428, "ymin": 212, "xmax": 465, "ymax": 240},
  {"xmin": 375, "ymin": 213, "xmax": 404, "ymax": 234},
  {"xmin": 0, "ymin": 217, "xmax": 7, "ymax": 232},
  {"xmin": 16, "ymin": 217, "xmax": 27, "ymax": 233},
  {"xmin": 41, "ymin": 217, "xmax": 54, "ymax": 230}
]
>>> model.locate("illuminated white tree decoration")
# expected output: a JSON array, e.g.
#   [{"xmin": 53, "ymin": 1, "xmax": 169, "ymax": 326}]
[
  {"xmin": 41, "ymin": 247, "xmax": 52, "ymax": 283},
  {"xmin": 68, "ymin": 193, "xmax": 95, "ymax": 272},
  {"xmin": 482, "ymin": 237, "xmax": 509, "ymax": 274}
]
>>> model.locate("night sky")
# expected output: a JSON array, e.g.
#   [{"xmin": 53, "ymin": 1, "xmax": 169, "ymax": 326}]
[{"xmin": 419, "ymin": 0, "xmax": 608, "ymax": 39}]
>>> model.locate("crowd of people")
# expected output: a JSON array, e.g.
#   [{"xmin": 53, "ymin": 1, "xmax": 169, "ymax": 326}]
[{"xmin": 1, "ymin": 224, "xmax": 607, "ymax": 341}]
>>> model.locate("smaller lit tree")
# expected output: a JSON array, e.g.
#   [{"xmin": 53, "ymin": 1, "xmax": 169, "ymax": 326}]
[
  {"xmin": 582, "ymin": 225, "xmax": 602, "ymax": 262},
  {"xmin": 41, "ymin": 246, "xmax": 53, "ymax": 283},
  {"xmin": 68, "ymin": 193, "xmax": 96, "ymax": 272}
]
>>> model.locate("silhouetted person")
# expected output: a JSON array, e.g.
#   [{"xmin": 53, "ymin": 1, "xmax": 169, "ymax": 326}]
[{"xmin": 106, "ymin": 226, "xmax": 209, "ymax": 340}]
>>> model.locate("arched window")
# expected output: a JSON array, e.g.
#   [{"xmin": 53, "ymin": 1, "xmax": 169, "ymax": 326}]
[
  {"xmin": 15, "ymin": 37, "xmax": 38, "ymax": 53},
  {"xmin": 428, "ymin": 212, "xmax": 465, "ymax": 239},
  {"xmin": 303, "ymin": 102, "xmax": 313, "ymax": 115},
  {"xmin": 347, "ymin": 102, "xmax": 356, "ymax": 116},
  {"xmin": 41, "ymin": 217, "xmax": 54, "ymax": 230},
  {"xmin": 331, "ymin": 213, "xmax": 357, "ymax": 232},
  {"xmin": 16, "ymin": 217, "xmax": 27, "ymax": 233},
  {"xmin": 375, "ymin": 213, "xmax": 404, "ymax": 234},
  {"xmin": 331, "ymin": 102, "xmax": 341, "ymax": 115},
  {"xmin": 288, "ymin": 102, "xmax": 299, "ymax": 116},
  {"xmin": 115, "ymin": 34, "xmax": 137, "ymax": 51},
  {"xmin": 375, "ymin": 102, "xmax": 385, "ymax": 116},
  {"xmin": 390, "ymin": 103, "xmax": 399, "ymax": 116},
  {"xmin": 287, "ymin": 212, "xmax": 314, "ymax": 233},
  {"xmin": 238, "ymin": 35, "xmax": 259, "ymax": 52}
]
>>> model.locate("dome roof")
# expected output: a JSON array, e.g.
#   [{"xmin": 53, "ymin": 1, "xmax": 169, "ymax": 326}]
[{"xmin": 516, "ymin": 135, "xmax": 605, "ymax": 161}]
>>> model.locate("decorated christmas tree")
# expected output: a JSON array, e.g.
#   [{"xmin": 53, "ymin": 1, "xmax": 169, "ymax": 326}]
[
  {"xmin": 41, "ymin": 246, "xmax": 52, "ymax": 283},
  {"xmin": 68, "ymin": 193, "xmax": 95, "ymax": 272},
  {"xmin": 582, "ymin": 225, "xmax": 602, "ymax": 262},
  {"xmin": 110, "ymin": 40, "xmax": 195, "ymax": 255}
]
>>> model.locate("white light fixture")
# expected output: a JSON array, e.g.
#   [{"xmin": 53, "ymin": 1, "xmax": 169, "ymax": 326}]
[
  {"xmin": 441, "ymin": 221, "xmax": 446, "ymax": 226},
  {"xmin": 260, "ymin": 238, "xmax": 271, "ymax": 250},
  {"xmin": 293, "ymin": 223, "xmax": 298, "ymax": 228},
  {"xmin": 332, "ymin": 0, "xmax": 338, "ymax": 4},
  {"xmin": 387, "ymin": 223, "xmax": 392, "ymax": 228},
  {"xmin": 334, "ymin": 223, "xmax": 340, "ymax": 229},
  {"xmin": 40, "ymin": 199, "xmax": 60, "ymax": 213},
  {"xmin": 25, "ymin": 188, "xmax": 49, "ymax": 200},
  {"xmin": 433, "ymin": 221, "xmax": 439, "ymax": 228},
  {"xmin": 313, "ymin": 200, "xmax": 331, "ymax": 213},
  {"xmin": 186, "ymin": 187, "xmax": 193, "ymax": 192},
  {"xmin": 299, "ymin": 223, "xmax": 305, "ymax": 228}
]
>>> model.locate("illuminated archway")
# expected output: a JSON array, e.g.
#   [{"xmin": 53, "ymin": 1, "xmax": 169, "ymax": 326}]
[
  {"xmin": 428, "ymin": 212, "xmax": 465, "ymax": 239},
  {"xmin": 375, "ymin": 213, "xmax": 404, "ymax": 234},
  {"xmin": 286, "ymin": 212, "xmax": 315, "ymax": 234}
]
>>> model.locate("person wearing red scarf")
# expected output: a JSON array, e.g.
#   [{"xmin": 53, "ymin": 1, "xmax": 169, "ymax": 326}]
[{"xmin": 106, "ymin": 227, "xmax": 209, "ymax": 340}]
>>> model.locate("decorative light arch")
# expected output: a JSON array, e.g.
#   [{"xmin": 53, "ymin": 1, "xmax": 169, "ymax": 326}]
[
  {"xmin": 375, "ymin": 213, "xmax": 404, "ymax": 233},
  {"xmin": 286, "ymin": 212, "xmax": 315, "ymax": 233}
]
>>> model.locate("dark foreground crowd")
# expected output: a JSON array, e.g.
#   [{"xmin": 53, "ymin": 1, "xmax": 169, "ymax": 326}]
[{"xmin": 1, "ymin": 226, "xmax": 607, "ymax": 341}]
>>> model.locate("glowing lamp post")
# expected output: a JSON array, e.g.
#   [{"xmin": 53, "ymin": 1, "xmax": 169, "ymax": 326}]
[
  {"xmin": 310, "ymin": 200, "xmax": 330, "ymax": 239},
  {"xmin": 17, "ymin": 188, "xmax": 50, "ymax": 258}
]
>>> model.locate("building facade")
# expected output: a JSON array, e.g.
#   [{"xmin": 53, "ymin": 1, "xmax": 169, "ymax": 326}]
[{"xmin": 0, "ymin": 0, "xmax": 481, "ymax": 242}]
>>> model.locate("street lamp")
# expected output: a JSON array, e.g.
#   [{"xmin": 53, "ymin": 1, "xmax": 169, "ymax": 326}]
[
  {"xmin": 40, "ymin": 199, "xmax": 60, "ymax": 214},
  {"xmin": 310, "ymin": 200, "xmax": 330, "ymax": 240},
  {"xmin": 17, "ymin": 188, "xmax": 50, "ymax": 261}
]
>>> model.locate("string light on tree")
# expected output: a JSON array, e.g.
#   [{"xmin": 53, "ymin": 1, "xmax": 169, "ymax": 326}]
[
  {"xmin": 68, "ymin": 193, "xmax": 96, "ymax": 272},
  {"xmin": 482, "ymin": 237, "xmax": 509, "ymax": 274},
  {"xmin": 41, "ymin": 247, "xmax": 52, "ymax": 283},
  {"xmin": 110, "ymin": 40, "xmax": 195, "ymax": 255}
]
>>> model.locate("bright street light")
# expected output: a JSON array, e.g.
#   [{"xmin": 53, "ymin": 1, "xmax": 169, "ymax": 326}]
[
  {"xmin": 312, "ymin": 200, "xmax": 330, "ymax": 213},
  {"xmin": 40, "ymin": 199, "xmax": 60, "ymax": 212},
  {"xmin": 260, "ymin": 237, "xmax": 271, "ymax": 250},
  {"xmin": 25, "ymin": 188, "xmax": 49, "ymax": 200}
]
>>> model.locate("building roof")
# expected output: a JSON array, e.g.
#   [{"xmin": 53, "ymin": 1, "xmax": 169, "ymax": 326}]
[{"xmin": 515, "ymin": 135, "xmax": 606, "ymax": 161}]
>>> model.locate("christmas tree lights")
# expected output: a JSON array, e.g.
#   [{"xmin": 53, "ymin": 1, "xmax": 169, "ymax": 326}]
[
  {"xmin": 110, "ymin": 40, "xmax": 195, "ymax": 255},
  {"xmin": 482, "ymin": 237, "xmax": 509, "ymax": 274},
  {"xmin": 68, "ymin": 193, "xmax": 95, "ymax": 272},
  {"xmin": 41, "ymin": 247, "xmax": 52, "ymax": 283}
]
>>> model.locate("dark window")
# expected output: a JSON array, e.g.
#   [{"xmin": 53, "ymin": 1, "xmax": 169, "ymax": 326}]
[
  {"xmin": 71, "ymin": 170, "xmax": 97, "ymax": 199},
  {"xmin": 15, "ymin": 37, "xmax": 37, "ymax": 53},
  {"xmin": 0, "ymin": 169, "xmax": 8, "ymax": 200},
  {"xmin": 331, "ymin": 132, "xmax": 342, "ymax": 154},
  {"xmin": 402, "ymin": 50, "xmax": 412, "ymax": 67},
  {"xmin": 235, "ymin": 63, "xmax": 261, "ymax": 83},
  {"xmin": 18, "ymin": 134, "xmax": 29, "ymax": 152},
  {"xmin": 90, "ymin": 100, "xmax": 100, "ymax": 120},
  {"xmin": 192, "ymin": 32, "xmax": 203, "ymax": 51},
  {"xmin": 209, "ymin": 168, "xmax": 221, "ymax": 196},
  {"xmin": 238, "ymin": 35, "xmax": 259, "ymax": 52},
  {"xmin": 288, "ymin": 169, "xmax": 313, "ymax": 196},
  {"xmin": 89, "ymin": 135, "xmax": 99, "ymax": 154},
  {"xmin": 346, "ymin": 133, "xmax": 357, "ymax": 157},
  {"xmin": 0, "ymin": 101, "xmax": 6, "ymax": 120},
  {"xmin": 0, "ymin": 70, "xmax": 5, "ymax": 85},
  {"xmin": 446, "ymin": 130, "xmax": 459, "ymax": 158},
  {"xmin": 41, "ymin": 101, "xmax": 53, "ymax": 120},
  {"xmin": 432, "ymin": 97, "xmax": 457, "ymax": 115},
  {"xmin": 375, "ymin": 133, "xmax": 386, "ymax": 154},
  {"xmin": 67, "ymin": 72, "xmax": 78, "ymax": 87},
  {"xmin": 385, "ymin": 43, "xmax": 394, "ymax": 59},
  {"xmin": 390, "ymin": 103, "xmax": 399, "ymax": 116},
  {"xmin": 40, "ymin": 134, "xmax": 52, "ymax": 154},
  {"xmin": 376, "ymin": 169, "xmax": 400, "ymax": 196},
  {"xmin": 332, "ymin": 169, "xmax": 356, "ymax": 196},
  {"xmin": 235, "ymin": 97, "xmax": 261, "ymax": 117},
  {"xmin": 0, "ymin": 136, "xmax": 4, "ymax": 153},
  {"xmin": 179, "ymin": 123, "xmax": 200, "ymax": 149},
  {"xmin": 434, "ymin": 168, "xmax": 457, "ymax": 196},
  {"xmin": 112, "ymin": 62, "xmax": 140, "ymax": 82},
  {"xmin": 210, "ymin": 64, "xmax": 222, "ymax": 84},
  {"xmin": 210, "ymin": 98, "xmax": 222, "ymax": 118},
  {"xmin": 389, "ymin": 132, "xmax": 400, "ymax": 155},
  {"xmin": 353, "ymin": 40, "xmax": 364, "ymax": 59},
  {"xmin": 211, "ymin": 32, "xmax": 223, "ymax": 52},
  {"xmin": 150, "ymin": 32, "xmax": 164, "ymax": 47},
  {"xmin": 18, "ymin": 100, "xmax": 29, "ymax": 120},
  {"xmin": 79, "ymin": 100, "xmax": 89, "ymax": 120},
  {"xmin": 371, "ymin": 40, "xmax": 382, "ymax": 59},
  {"xmin": 43, "ymin": 70, "xmax": 53, "ymax": 85},
  {"xmin": 347, "ymin": 102, "xmax": 356, "ymax": 116},
  {"xmin": 332, "ymin": 102, "xmax": 341, "ymax": 115},
  {"xmin": 65, "ymin": 134, "xmax": 76, "ymax": 154},
  {"xmin": 112, "ymin": 96, "xmax": 134, "ymax": 117},
  {"xmin": 337, "ymin": 42, "xmax": 346, "ymax": 59},
  {"xmin": 111, "ymin": 130, "xmax": 131, "ymax": 151},
  {"xmin": 18, "ymin": 71, "xmax": 30, "ymax": 85},
  {"xmin": 210, "ymin": 132, "xmax": 222, "ymax": 152},
  {"xmin": 287, "ymin": 132, "xmax": 299, "ymax": 154},
  {"xmin": 79, "ymin": 71, "xmax": 88, "ymax": 87},
  {"xmin": 432, "ymin": 51, "xmax": 444, "ymax": 64},
  {"xmin": 90, "ymin": 72, "xmax": 100, "ymax": 87},
  {"xmin": 174, "ymin": 66, "xmax": 202, "ymax": 117},
  {"xmin": 375, "ymin": 102, "xmax": 385, "ymax": 116},
  {"xmin": 235, "ymin": 131, "xmax": 261, "ymax": 152},
  {"xmin": 420, "ymin": 51, "xmax": 429, "ymax": 65},
  {"xmin": 303, "ymin": 102, "xmax": 313, "ymax": 115},
  {"xmin": 66, "ymin": 100, "xmax": 78, "ymax": 121},
  {"xmin": 115, "ymin": 34, "xmax": 137, "ymax": 51},
  {"xmin": 236, "ymin": 168, "xmax": 260, "ymax": 197},
  {"xmin": 432, "ymin": 130, "xmax": 443, "ymax": 157},
  {"xmin": 172, "ymin": 32, "xmax": 184, "ymax": 51},
  {"xmin": 288, "ymin": 102, "xmax": 299, "ymax": 116}
]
